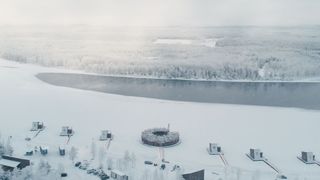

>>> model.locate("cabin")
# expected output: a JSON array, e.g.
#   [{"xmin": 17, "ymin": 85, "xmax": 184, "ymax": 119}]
[
  {"xmin": 100, "ymin": 130, "xmax": 112, "ymax": 141},
  {"xmin": 40, "ymin": 146, "xmax": 48, "ymax": 155},
  {"xmin": 182, "ymin": 169, "xmax": 205, "ymax": 180},
  {"xmin": 301, "ymin": 151, "xmax": 315, "ymax": 164},
  {"xmin": 0, "ymin": 155, "xmax": 30, "ymax": 171},
  {"xmin": 248, "ymin": 149, "xmax": 264, "ymax": 161},
  {"xmin": 208, "ymin": 143, "xmax": 222, "ymax": 155},
  {"xmin": 60, "ymin": 126, "xmax": 74, "ymax": 136},
  {"xmin": 111, "ymin": 169, "xmax": 129, "ymax": 180},
  {"xmin": 59, "ymin": 146, "xmax": 65, "ymax": 156},
  {"xmin": 31, "ymin": 122, "xmax": 44, "ymax": 131}
]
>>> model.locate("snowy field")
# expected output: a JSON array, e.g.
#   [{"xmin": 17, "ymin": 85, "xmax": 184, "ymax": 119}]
[{"xmin": 1, "ymin": 58, "xmax": 320, "ymax": 179}]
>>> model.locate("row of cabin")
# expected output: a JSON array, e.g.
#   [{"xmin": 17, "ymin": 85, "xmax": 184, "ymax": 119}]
[
  {"xmin": 208, "ymin": 144, "xmax": 264, "ymax": 161},
  {"xmin": 30, "ymin": 122, "xmax": 112, "ymax": 141},
  {"xmin": 208, "ymin": 143, "xmax": 317, "ymax": 164},
  {"xmin": 246, "ymin": 148, "xmax": 317, "ymax": 163},
  {"xmin": 25, "ymin": 146, "xmax": 65, "ymax": 156}
]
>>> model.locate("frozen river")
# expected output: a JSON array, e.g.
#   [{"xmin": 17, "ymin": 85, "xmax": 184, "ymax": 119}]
[{"xmin": 37, "ymin": 72, "xmax": 320, "ymax": 110}]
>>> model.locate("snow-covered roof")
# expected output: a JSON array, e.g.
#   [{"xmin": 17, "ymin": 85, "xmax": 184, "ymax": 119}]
[
  {"xmin": 0, "ymin": 159, "xmax": 20, "ymax": 168},
  {"xmin": 111, "ymin": 169, "xmax": 126, "ymax": 176}
]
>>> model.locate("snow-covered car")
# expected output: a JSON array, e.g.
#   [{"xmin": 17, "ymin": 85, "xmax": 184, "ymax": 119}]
[
  {"xmin": 144, "ymin": 161, "xmax": 153, "ymax": 165},
  {"xmin": 74, "ymin": 162, "xmax": 81, "ymax": 167},
  {"xmin": 276, "ymin": 174, "xmax": 287, "ymax": 179},
  {"xmin": 100, "ymin": 174, "xmax": 109, "ymax": 180},
  {"xmin": 93, "ymin": 170, "xmax": 100, "ymax": 175},
  {"xmin": 79, "ymin": 164, "xmax": 88, "ymax": 170},
  {"xmin": 87, "ymin": 169, "xmax": 95, "ymax": 174}
]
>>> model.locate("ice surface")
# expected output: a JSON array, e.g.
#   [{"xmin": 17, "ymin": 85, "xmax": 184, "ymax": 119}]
[{"xmin": 0, "ymin": 59, "xmax": 320, "ymax": 179}]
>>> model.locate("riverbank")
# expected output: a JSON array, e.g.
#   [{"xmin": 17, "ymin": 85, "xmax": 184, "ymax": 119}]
[{"xmin": 36, "ymin": 72, "xmax": 320, "ymax": 110}]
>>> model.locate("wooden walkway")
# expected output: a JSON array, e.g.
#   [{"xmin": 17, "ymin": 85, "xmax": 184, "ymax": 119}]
[
  {"xmin": 219, "ymin": 154, "xmax": 229, "ymax": 166},
  {"xmin": 263, "ymin": 159, "xmax": 280, "ymax": 173},
  {"xmin": 33, "ymin": 127, "xmax": 45, "ymax": 139},
  {"xmin": 106, "ymin": 138, "xmax": 112, "ymax": 150}
]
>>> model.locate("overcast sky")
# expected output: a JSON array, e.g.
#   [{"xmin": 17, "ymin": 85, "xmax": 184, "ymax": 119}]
[{"xmin": 0, "ymin": 0, "xmax": 319, "ymax": 26}]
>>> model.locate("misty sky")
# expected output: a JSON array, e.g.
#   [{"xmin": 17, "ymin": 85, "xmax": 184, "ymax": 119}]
[{"xmin": 0, "ymin": 0, "xmax": 319, "ymax": 26}]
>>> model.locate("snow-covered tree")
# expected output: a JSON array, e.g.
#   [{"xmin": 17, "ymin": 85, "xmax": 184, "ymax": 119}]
[
  {"xmin": 107, "ymin": 157, "xmax": 114, "ymax": 170},
  {"xmin": 175, "ymin": 167, "xmax": 183, "ymax": 180},
  {"xmin": 5, "ymin": 136, "xmax": 14, "ymax": 156},
  {"xmin": 131, "ymin": 152, "xmax": 136, "ymax": 168},
  {"xmin": 57, "ymin": 163, "xmax": 65, "ymax": 175},
  {"xmin": 69, "ymin": 146, "xmax": 78, "ymax": 162},
  {"xmin": 123, "ymin": 150, "xmax": 131, "ymax": 170},
  {"xmin": 98, "ymin": 147, "xmax": 105, "ymax": 168},
  {"xmin": 37, "ymin": 159, "xmax": 51, "ymax": 176},
  {"xmin": 11, "ymin": 166, "xmax": 33, "ymax": 180},
  {"xmin": 91, "ymin": 139, "xmax": 96, "ymax": 160},
  {"xmin": 141, "ymin": 168, "xmax": 151, "ymax": 180},
  {"xmin": 0, "ymin": 141, "xmax": 5, "ymax": 156},
  {"xmin": 236, "ymin": 168, "xmax": 242, "ymax": 180},
  {"xmin": 153, "ymin": 168, "xmax": 161, "ymax": 180},
  {"xmin": 251, "ymin": 170, "xmax": 261, "ymax": 180},
  {"xmin": 116, "ymin": 158, "xmax": 124, "ymax": 171}
]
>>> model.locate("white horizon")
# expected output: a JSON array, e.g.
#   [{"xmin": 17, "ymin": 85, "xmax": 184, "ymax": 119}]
[{"xmin": 1, "ymin": 0, "xmax": 320, "ymax": 27}]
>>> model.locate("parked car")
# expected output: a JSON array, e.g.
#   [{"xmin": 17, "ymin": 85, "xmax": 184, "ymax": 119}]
[
  {"xmin": 100, "ymin": 174, "xmax": 109, "ymax": 180},
  {"xmin": 87, "ymin": 169, "xmax": 95, "ymax": 174},
  {"xmin": 144, "ymin": 161, "xmax": 153, "ymax": 165},
  {"xmin": 160, "ymin": 164, "xmax": 166, "ymax": 170},
  {"xmin": 276, "ymin": 174, "xmax": 287, "ymax": 179},
  {"xmin": 74, "ymin": 162, "xmax": 81, "ymax": 167},
  {"xmin": 61, "ymin": 173, "xmax": 68, "ymax": 177},
  {"xmin": 99, "ymin": 172, "xmax": 107, "ymax": 177},
  {"xmin": 79, "ymin": 164, "xmax": 88, "ymax": 170}
]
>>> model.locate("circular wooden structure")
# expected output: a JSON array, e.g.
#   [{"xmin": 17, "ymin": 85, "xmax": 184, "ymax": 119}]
[{"xmin": 141, "ymin": 128, "xmax": 180, "ymax": 147}]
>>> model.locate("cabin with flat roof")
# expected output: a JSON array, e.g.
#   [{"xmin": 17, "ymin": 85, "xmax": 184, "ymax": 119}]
[
  {"xmin": 100, "ymin": 130, "xmax": 112, "ymax": 141},
  {"xmin": 248, "ymin": 149, "xmax": 264, "ymax": 161},
  {"xmin": 31, "ymin": 122, "xmax": 44, "ymax": 131},
  {"xmin": 301, "ymin": 151, "xmax": 315, "ymax": 164},
  {"xmin": 208, "ymin": 143, "xmax": 222, "ymax": 155},
  {"xmin": 60, "ymin": 126, "xmax": 74, "ymax": 136},
  {"xmin": 0, "ymin": 156, "xmax": 30, "ymax": 171}
]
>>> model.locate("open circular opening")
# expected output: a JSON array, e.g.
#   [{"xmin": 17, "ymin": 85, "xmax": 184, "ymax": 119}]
[{"xmin": 152, "ymin": 130, "xmax": 168, "ymax": 136}]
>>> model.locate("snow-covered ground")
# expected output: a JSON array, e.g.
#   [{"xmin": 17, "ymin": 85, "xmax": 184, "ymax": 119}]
[{"xmin": 0, "ymin": 58, "xmax": 320, "ymax": 180}]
